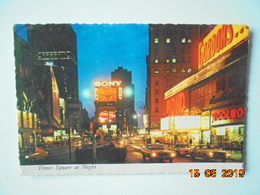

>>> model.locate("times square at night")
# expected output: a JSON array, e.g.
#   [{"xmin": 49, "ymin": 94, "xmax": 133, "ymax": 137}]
[{"xmin": 14, "ymin": 24, "xmax": 249, "ymax": 165}]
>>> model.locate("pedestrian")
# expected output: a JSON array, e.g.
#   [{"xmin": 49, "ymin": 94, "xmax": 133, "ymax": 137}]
[{"xmin": 189, "ymin": 138, "xmax": 193, "ymax": 147}]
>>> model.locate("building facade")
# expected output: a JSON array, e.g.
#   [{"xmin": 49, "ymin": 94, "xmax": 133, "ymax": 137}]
[
  {"xmin": 146, "ymin": 24, "xmax": 207, "ymax": 131},
  {"xmin": 162, "ymin": 25, "xmax": 249, "ymax": 149}
]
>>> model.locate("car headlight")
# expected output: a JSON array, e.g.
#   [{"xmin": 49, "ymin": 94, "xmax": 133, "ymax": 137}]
[
  {"xmin": 226, "ymin": 153, "xmax": 231, "ymax": 157},
  {"xmin": 208, "ymin": 152, "xmax": 214, "ymax": 157},
  {"xmin": 170, "ymin": 153, "xmax": 176, "ymax": 157},
  {"xmin": 151, "ymin": 152, "xmax": 157, "ymax": 157},
  {"xmin": 25, "ymin": 155, "xmax": 30, "ymax": 159}
]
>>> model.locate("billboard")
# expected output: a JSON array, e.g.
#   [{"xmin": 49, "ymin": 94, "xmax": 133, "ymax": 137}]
[
  {"xmin": 95, "ymin": 88, "xmax": 117, "ymax": 102},
  {"xmin": 98, "ymin": 107, "xmax": 116, "ymax": 123}
]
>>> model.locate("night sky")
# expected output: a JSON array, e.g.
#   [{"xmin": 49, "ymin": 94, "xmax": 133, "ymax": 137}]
[
  {"xmin": 15, "ymin": 24, "xmax": 149, "ymax": 118},
  {"xmin": 71, "ymin": 24, "xmax": 149, "ymax": 117}
]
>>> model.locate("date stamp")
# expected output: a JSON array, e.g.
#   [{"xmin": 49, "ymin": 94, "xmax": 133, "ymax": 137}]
[{"xmin": 189, "ymin": 169, "xmax": 245, "ymax": 178}]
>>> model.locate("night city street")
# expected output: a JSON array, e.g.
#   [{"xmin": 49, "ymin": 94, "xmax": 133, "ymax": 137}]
[{"xmin": 14, "ymin": 24, "xmax": 247, "ymax": 166}]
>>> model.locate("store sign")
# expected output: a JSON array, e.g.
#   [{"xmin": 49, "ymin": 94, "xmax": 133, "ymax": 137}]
[
  {"xmin": 98, "ymin": 107, "xmax": 116, "ymax": 123},
  {"xmin": 166, "ymin": 91, "xmax": 188, "ymax": 115},
  {"xmin": 95, "ymin": 80, "xmax": 122, "ymax": 87},
  {"xmin": 199, "ymin": 25, "xmax": 249, "ymax": 68},
  {"xmin": 211, "ymin": 107, "xmax": 246, "ymax": 126}
]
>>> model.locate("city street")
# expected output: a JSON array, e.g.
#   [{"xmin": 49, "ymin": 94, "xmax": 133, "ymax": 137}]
[{"xmin": 29, "ymin": 135, "xmax": 242, "ymax": 165}]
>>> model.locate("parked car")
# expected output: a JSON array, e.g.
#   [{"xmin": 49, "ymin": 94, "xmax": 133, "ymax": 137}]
[
  {"xmin": 190, "ymin": 144, "xmax": 231, "ymax": 162},
  {"xmin": 171, "ymin": 143, "xmax": 191, "ymax": 156},
  {"xmin": 141, "ymin": 144, "xmax": 176, "ymax": 163},
  {"xmin": 19, "ymin": 147, "xmax": 49, "ymax": 165}
]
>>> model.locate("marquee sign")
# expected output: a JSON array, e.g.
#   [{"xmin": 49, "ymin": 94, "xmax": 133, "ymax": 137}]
[
  {"xmin": 199, "ymin": 24, "xmax": 249, "ymax": 68},
  {"xmin": 95, "ymin": 80, "xmax": 122, "ymax": 87}
]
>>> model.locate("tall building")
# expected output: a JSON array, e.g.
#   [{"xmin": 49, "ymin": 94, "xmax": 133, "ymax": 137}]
[
  {"xmin": 146, "ymin": 24, "xmax": 206, "ymax": 131},
  {"xmin": 28, "ymin": 24, "xmax": 79, "ymax": 103},
  {"xmin": 27, "ymin": 24, "xmax": 81, "ymax": 136},
  {"xmin": 111, "ymin": 67, "xmax": 137, "ymax": 133}
]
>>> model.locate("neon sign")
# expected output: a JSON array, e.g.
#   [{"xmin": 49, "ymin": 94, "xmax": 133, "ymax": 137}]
[
  {"xmin": 199, "ymin": 25, "xmax": 249, "ymax": 68},
  {"xmin": 95, "ymin": 80, "xmax": 122, "ymax": 87}
]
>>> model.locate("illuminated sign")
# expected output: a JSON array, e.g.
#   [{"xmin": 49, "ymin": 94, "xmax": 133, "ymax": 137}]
[
  {"xmin": 95, "ymin": 88, "xmax": 117, "ymax": 102},
  {"xmin": 211, "ymin": 106, "xmax": 246, "ymax": 126},
  {"xmin": 199, "ymin": 25, "xmax": 249, "ymax": 68},
  {"xmin": 95, "ymin": 80, "xmax": 122, "ymax": 87},
  {"xmin": 98, "ymin": 107, "xmax": 116, "ymax": 123},
  {"xmin": 166, "ymin": 91, "xmax": 189, "ymax": 115},
  {"xmin": 174, "ymin": 116, "xmax": 201, "ymax": 130}
]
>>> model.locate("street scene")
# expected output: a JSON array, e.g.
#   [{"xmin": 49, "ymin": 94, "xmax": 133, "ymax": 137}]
[{"xmin": 14, "ymin": 24, "xmax": 248, "ymax": 165}]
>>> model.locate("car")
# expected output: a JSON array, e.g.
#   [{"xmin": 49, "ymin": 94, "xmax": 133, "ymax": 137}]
[
  {"xmin": 170, "ymin": 143, "xmax": 191, "ymax": 156},
  {"xmin": 190, "ymin": 144, "xmax": 231, "ymax": 162},
  {"xmin": 19, "ymin": 147, "xmax": 49, "ymax": 165},
  {"xmin": 141, "ymin": 144, "xmax": 176, "ymax": 163}
]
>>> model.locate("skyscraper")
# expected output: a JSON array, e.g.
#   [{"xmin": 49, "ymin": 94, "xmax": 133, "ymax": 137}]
[{"xmin": 146, "ymin": 24, "xmax": 204, "ymax": 131}]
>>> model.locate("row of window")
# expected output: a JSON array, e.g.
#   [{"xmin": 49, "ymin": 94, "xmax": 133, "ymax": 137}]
[
  {"xmin": 154, "ymin": 37, "xmax": 192, "ymax": 44},
  {"xmin": 154, "ymin": 56, "xmax": 192, "ymax": 64},
  {"xmin": 37, "ymin": 51, "xmax": 71, "ymax": 55},
  {"xmin": 154, "ymin": 68, "xmax": 192, "ymax": 74}
]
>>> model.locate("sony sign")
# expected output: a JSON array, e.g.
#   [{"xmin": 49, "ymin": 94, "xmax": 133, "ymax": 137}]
[{"xmin": 95, "ymin": 80, "xmax": 122, "ymax": 87}]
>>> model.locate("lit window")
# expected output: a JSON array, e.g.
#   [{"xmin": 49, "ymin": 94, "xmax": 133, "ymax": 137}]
[
  {"xmin": 166, "ymin": 38, "xmax": 170, "ymax": 43},
  {"xmin": 154, "ymin": 70, "xmax": 159, "ymax": 74},
  {"xmin": 172, "ymin": 58, "xmax": 177, "ymax": 63},
  {"xmin": 166, "ymin": 70, "xmax": 170, "ymax": 74},
  {"xmin": 181, "ymin": 69, "xmax": 186, "ymax": 72},
  {"xmin": 181, "ymin": 38, "xmax": 186, "ymax": 43},
  {"xmin": 155, "ymin": 59, "xmax": 159, "ymax": 63},
  {"xmin": 172, "ymin": 68, "xmax": 177, "ymax": 73},
  {"xmin": 188, "ymin": 39, "xmax": 192, "ymax": 43},
  {"xmin": 166, "ymin": 59, "xmax": 170, "ymax": 63},
  {"xmin": 154, "ymin": 38, "xmax": 159, "ymax": 44},
  {"xmin": 187, "ymin": 68, "xmax": 192, "ymax": 73}
]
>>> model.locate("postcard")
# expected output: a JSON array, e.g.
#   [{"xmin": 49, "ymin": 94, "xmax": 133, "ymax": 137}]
[{"xmin": 14, "ymin": 24, "xmax": 249, "ymax": 175}]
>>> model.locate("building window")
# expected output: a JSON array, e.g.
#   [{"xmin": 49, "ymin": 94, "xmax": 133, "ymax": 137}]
[
  {"xmin": 155, "ymin": 57, "xmax": 159, "ymax": 63},
  {"xmin": 188, "ymin": 39, "xmax": 192, "ymax": 43},
  {"xmin": 172, "ymin": 58, "xmax": 177, "ymax": 63},
  {"xmin": 154, "ymin": 70, "xmax": 159, "ymax": 74},
  {"xmin": 155, "ymin": 81, "xmax": 159, "ymax": 85},
  {"xmin": 166, "ymin": 59, "xmax": 170, "ymax": 63},
  {"xmin": 181, "ymin": 69, "xmax": 186, "ymax": 73},
  {"xmin": 166, "ymin": 70, "xmax": 170, "ymax": 74},
  {"xmin": 181, "ymin": 38, "xmax": 186, "ymax": 43},
  {"xmin": 154, "ymin": 38, "xmax": 159, "ymax": 44},
  {"xmin": 155, "ymin": 90, "xmax": 159, "ymax": 94},
  {"xmin": 166, "ymin": 38, "xmax": 170, "ymax": 43},
  {"xmin": 155, "ymin": 98, "xmax": 159, "ymax": 103},
  {"xmin": 155, "ymin": 107, "xmax": 159, "ymax": 113},
  {"xmin": 187, "ymin": 68, "xmax": 192, "ymax": 73},
  {"xmin": 172, "ymin": 68, "xmax": 177, "ymax": 73}
]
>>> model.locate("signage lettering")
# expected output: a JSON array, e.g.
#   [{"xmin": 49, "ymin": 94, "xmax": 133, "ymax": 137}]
[
  {"xmin": 199, "ymin": 25, "xmax": 249, "ymax": 68},
  {"xmin": 166, "ymin": 92, "xmax": 188, "ymax": 115},
  {"xmin": 95, "ymin": 80, "xmax": 122, "ymax": 87},
  {"xmin": 212, "ymin": 107, "xmax": 246, "ymax": 121}
]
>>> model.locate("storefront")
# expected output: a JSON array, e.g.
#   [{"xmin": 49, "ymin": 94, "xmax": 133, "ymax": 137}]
[{"xmin": 210, "ymin": 106, "xmax": 245, "ymax": 149}]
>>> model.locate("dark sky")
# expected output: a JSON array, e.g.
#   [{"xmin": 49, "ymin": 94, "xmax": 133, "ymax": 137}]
[
  {"xmin": 14, "ymin": 24, "xmax": 149, "ymax": 118},
  {"xmin": 71, "ymin": 24, "xmax": 149, "ymax": 117}
]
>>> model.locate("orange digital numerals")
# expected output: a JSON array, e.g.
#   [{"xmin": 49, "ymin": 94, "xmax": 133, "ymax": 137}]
[{"xmin": 189, "ymin": 169, "xmax": 245, "ymax": 178}]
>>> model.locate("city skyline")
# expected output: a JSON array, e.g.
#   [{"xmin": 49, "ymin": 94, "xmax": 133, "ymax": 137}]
[{"xmin": 15, "ymin": 24, "xmax": 149, "ymax": 118}]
